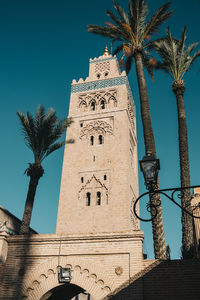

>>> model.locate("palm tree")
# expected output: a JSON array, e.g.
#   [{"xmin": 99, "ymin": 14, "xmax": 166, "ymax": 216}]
[
  {"xmin": 151, "ymin": 27, "xmax": 200, "ymax": 258},
  {"xmin": 88, "ymin": 0, "xmax": 173, "ymax": 259},
  {"xmin": 17, "ymin": 105, "xmax": 73, "ymax": 235}
]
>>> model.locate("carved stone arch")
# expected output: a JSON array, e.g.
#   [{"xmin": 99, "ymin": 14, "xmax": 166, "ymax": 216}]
[
  {"xmin": 93, "ymin": 93, "xmax": 102, "ymax": 101},
  {"xmin": 80, "ymin": 120, "xmax": 113, "ymax": 139},
  {"xmin": 88, "ymin": 98, "xmax": 97, "ymax": 111},
  {"xmin": 85, "ymin": 95, "xmax": 93, "ymax": 102},
  {"xmin": 78, "ymin": 100, "xmax": 87, "ymax": 112},
  {"xmin": 103, "ymin": 92, "xmax": 112, "ymax": 100},
  {"xmin": 108, "ymin": 95, "xmax": 117, "ymax": 108},
  {"xmin": 98, "ymin": 97, "xmax": 107, "ymax": 110},
  {"xmin": 21, "ymin": 256, "xmax": 111, "ymax": 300}
]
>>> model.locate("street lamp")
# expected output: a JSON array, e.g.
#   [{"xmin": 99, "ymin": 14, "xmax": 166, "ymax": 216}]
[
  {"xmin": 133, "ymin": 155, "xmax": 200, "ymax": 222},
  {"xmin": 140, "ymin": 154, "xmax": 160, "ymax": 192}
]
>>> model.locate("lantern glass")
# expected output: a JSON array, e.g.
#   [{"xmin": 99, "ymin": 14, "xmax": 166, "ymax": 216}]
[
  {"xmin": 58, "ymin": 267, "xmax": 71, "ymax": 283},
  {"xmin": 140, "ymin": 155, "xmax": 160, "ymax": 189}
]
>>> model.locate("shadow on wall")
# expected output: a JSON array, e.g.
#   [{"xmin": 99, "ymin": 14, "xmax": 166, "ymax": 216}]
[
  {"xmin": 0, "ymin": 233, "xmax": 34, "ymax": 300},
  {"xmin": 103, "ymin": 259, "xmax": 200, "ymax": 300}
]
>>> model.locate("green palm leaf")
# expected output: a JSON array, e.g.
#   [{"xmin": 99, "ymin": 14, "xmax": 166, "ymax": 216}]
[
  {"xmin": 87, "ymin": 0, "xmax": 172, "ymax": 74},
  {"xmin": 17, "ymin": 105, "xmax": 74, "ymax": 165},
  {"xmin": 151, "ymin": 27, "xmax": 200, "ymax": 81}
]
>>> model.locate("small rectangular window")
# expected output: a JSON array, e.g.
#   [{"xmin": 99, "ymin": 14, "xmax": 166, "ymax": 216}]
[
  {"xmin": 81, "ymin": 177, "xmax": 84, "ymax": 183},
  {"xmin": 86, "ymin": 192, "xmax": 91, "ymax": 206},
  {"xmin": 93, "ymin": 156, "xmax": 95, "ymax": 162},
  {"xmin": 104, "ymin": 175, "xmax": 107, "ymax": 180},
  {"xmin": 80, "ymin": 123, "xmax": 83, "ymax": 127}
]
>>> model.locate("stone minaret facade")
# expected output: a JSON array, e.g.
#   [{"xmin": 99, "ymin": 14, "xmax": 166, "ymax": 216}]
[
  {"xmin": 0, "ymin": 49, "xmax": 145, "ymax": 300},
  {"xmin": 56, "ymin": 48, "xmax": 140, "ymax": 236}
]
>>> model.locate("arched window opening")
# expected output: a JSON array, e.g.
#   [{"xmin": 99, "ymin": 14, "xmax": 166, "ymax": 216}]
[
  {"xmin": 100, "ymin": 99, "xmax": 105, "ymax": 109},
  {"xmin": 79, "ymin": 101, "xmax": 87, "ymax": 112},
  {"xmin": 109, "ymin": 96, "xmax": 117, "ymax": 108},
  {"xmin": 90, "ymin": 136, "xmax": 94, "ymax": 145},
  {"xmin": 86, "ymin": 192, "xmax": 91, "ymax": 206},
  {"xmin": 97, "ymin": 192, "xmax": 101, "ymax": 205},
  {"xmin": 91, "ymin": 101, "xmax": 96, "ymax": 111},
  {"xmin": 98, "ymin": 135, "xmax": 103, "ymax": 144}
]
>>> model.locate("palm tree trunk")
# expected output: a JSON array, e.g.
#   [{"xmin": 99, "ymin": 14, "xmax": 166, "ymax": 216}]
[
  {"xmin": 20, "ymin": 175, "xmax": 40, "ymax": 234},
  {"xmin": 134, "ymin": 51, "xmax": 166, "ymax": 259},
  {"xmin": 173, "ymin": 84, "xmax": 193, "ymax": 258}
]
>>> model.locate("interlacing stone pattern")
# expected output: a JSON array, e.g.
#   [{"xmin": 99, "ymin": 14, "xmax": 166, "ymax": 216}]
[
  {"xmin": 95, "ymin": 61, "xmax": 110, "ymax": 74},
  {"xmin": 79, "ymin": 120, "xmax": 113, "ymax": 139},
  {"xmin": 78, "ymin": 89, "xmax": 118, "ymax": 111}
]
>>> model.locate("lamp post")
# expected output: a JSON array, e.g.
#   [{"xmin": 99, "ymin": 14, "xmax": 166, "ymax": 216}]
[{"xmin": 133, "ymin": 155, "xmax": 200, "ymax": 222}]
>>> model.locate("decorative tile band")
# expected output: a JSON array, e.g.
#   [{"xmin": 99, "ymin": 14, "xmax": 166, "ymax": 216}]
[
  {"xmin": 71, "ymin": 77, "xmax": 126, "ymax": 93},
  {"xmin": 71, "ymin": 76, "xmax": 136, "ymax": 115},
  {"xmin": 90, "ymin": 57, "xmax": 116, "ymax": 64}
]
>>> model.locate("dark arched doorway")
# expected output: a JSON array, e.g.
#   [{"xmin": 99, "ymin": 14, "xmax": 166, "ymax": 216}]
[{"xmin": 41, "ymin": 283, "xmax": 91, "ymax": 300}]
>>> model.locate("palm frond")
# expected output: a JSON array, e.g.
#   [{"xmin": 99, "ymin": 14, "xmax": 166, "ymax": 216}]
[
  {"xmin": 154, "ymin": 61, "xmax": 172, "ymax": 77},
  {"xmin": 42, "ymin": 141, "xmax": 66, "ymax": 160},
  {"xmin": 177, "ymin": 26, "xmax": 187, "ymax": 78},
  {"xmin": 17, "ymin": 111, "xmax": 37, "ymax": 154},
  {"xmin": 87, "ymin": 24, "xmax": 124, "ymax": 40},
  {"xmin": 152, "ymin": 26, "xmax": 200, "ymax": 82},
  {"xmin": 183, "ymin": 49, "xmax": 200, "ymax": 75},
  {"xmin": 106, "ymin": 9, "xmax": 123, "ymax": 28},
  {"xmin": 145, "ymin": 37, "xmax": 166, "ymax": 50},
  {"xmin": 112, "ymin": 0, "xmax": 130, "ymax": 24},
  {"xmin": 17, "ymin": 105, "xmax": 73, "ymax": 164},
  {"xmin": 113, "ymin": 43, "xmax": 124, "ymax": 56},
  {"xmin": 184, "ymin": 42, "xmax": 200, "ymax": 58},
  {"xmin": 143, "ymin": 2, "xmax": 172, "ymax": 38},
  {"xmin": 142, "ymin": 55, "xmax": 155, "ymax": 80}
]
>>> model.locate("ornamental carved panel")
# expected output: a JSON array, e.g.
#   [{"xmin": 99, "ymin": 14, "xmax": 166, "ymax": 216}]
[
  {"xmin": 95, "ymin": 61, "xmax": 110, "ymax": 73},
  {"xmin": 80, "ymin": 120, "xmax": 113, "ymax": 139},
  {"xmin": 78, "ymin": 175, "xmax": 108, "ymax": 205}
]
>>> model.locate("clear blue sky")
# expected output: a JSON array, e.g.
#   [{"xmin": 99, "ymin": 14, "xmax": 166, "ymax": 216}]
[{"xmin": 0, "ymin": 0, "xmax": 200, "ymax": 259}]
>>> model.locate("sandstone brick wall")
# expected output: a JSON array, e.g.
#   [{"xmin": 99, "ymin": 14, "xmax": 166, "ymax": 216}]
[{"xmin": 0, "ymin": 232, "xmax": 144, "ymax": 300}]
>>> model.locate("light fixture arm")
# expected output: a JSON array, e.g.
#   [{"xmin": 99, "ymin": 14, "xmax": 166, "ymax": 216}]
[{"xmin": 133, "ymin": 185, "xmax": 200, "ymax": 222}]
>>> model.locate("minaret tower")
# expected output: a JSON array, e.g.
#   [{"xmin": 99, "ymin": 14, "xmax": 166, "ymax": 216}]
[{"xmin": 56, "ymin": 48, "xmax": 140, "ymax": 236}]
